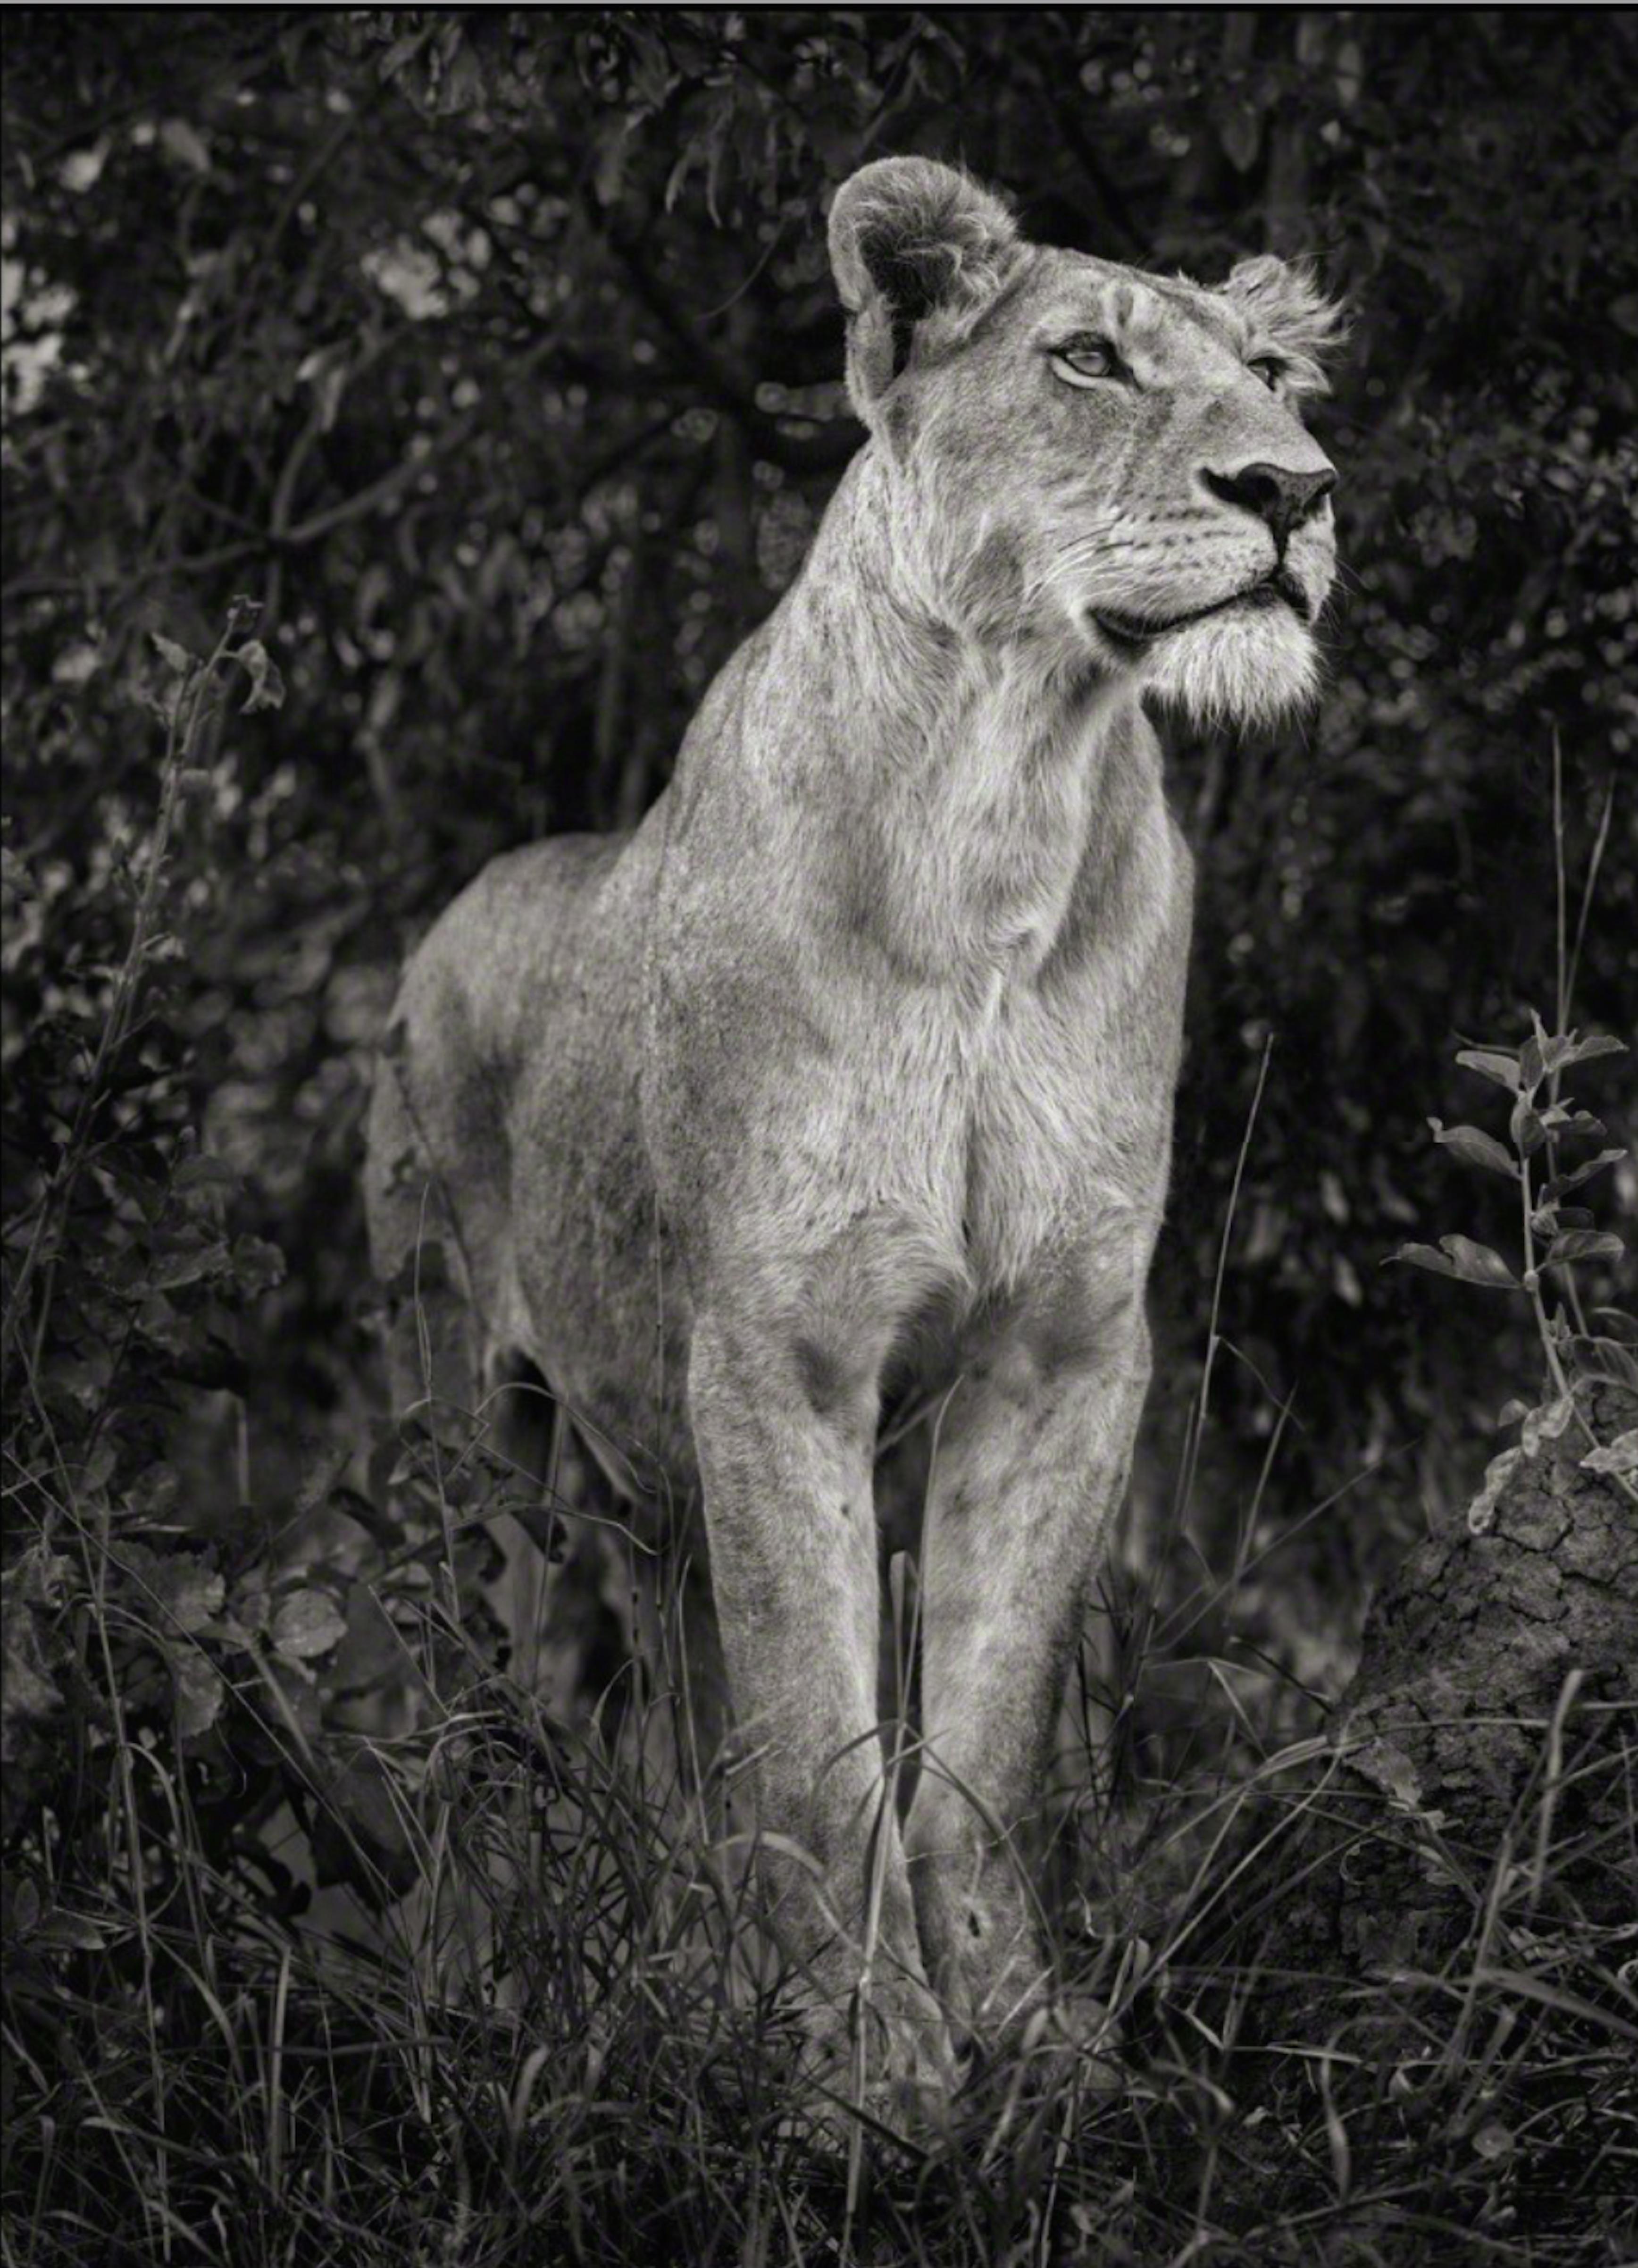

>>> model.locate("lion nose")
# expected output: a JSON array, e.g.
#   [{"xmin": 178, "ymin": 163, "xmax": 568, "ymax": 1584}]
[{"xmin": 1203, "ymin": 462, "xmax": 1336, "ymax": 549}]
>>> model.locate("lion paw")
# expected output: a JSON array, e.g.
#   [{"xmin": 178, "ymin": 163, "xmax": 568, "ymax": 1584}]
[{"xmin": 794, "ymin": 1978, "xmax": 960, "ymax": 2150}]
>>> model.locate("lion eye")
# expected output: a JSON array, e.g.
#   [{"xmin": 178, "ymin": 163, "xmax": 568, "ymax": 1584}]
[
  {"xmin": 1051, "ymin": 337, "xmax": 1124, "ymax": 386},
  {"xmin": 1247, "ymin": 355, "xmax": 1286, "ymax": 391}
]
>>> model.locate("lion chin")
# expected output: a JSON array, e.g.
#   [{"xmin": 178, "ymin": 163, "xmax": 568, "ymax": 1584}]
[{"xmin": 1142, "ymin": 603, "xmax": 1320, "ymax": 732}]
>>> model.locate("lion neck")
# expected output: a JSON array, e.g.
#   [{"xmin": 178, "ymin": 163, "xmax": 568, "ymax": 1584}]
[{"xmin": 758, "ymin": 447, "xmax": 1166, "ymax": 985}]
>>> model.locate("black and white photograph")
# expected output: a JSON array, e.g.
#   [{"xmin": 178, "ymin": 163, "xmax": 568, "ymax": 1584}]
[{"xmin": 3, "ymin": 10, "xmax": 1634, "ymax": 2263}]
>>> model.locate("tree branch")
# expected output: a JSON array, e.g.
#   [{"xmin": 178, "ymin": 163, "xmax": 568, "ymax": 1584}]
[{"xmin": 601, "ymin": 223, "xmax": 860, "ymax": 476}]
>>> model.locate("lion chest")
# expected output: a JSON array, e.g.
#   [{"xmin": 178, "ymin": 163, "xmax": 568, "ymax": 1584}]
[
  {"xmin": 649, "ymin": 710, "xmax": 1186, "ymax": 1350},
  {"xmin": 852, "ymin": 951, "xmax": 1162, "ymax": 1311}
]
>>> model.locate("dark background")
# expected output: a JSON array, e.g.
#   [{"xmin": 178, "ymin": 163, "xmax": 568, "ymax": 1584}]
[{"xmin": 4, "ymin": 6, "xmax": 1635, "ymax": 1626}]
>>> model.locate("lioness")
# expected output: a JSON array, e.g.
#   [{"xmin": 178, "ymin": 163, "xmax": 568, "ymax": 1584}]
[{"xmin": 366, "ymin": 158, "xmax": 1339, "ymax": 2098}]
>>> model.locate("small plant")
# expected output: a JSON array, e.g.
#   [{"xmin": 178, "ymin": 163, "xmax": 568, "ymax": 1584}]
[
  {"xmin": 1387, "ymin": 738, "xmax": 1633, "ymax": 1505},
  {"xmin": 1388, "ymin": 1009, "xmax": 1635, "ymax": 1510}
]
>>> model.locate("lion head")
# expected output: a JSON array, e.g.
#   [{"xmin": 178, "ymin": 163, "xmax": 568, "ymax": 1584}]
[{"xmin": 828, "ymin": 158, "xmax": 1344, "ymax": 727}]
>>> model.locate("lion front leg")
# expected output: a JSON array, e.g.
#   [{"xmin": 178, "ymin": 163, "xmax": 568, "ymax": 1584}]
[
  {"xmin": 686, "ymin": 1313, "xmax": 956, "ymax": 2113},
  {"xmin": 906, "ymin": 1301, "xmax": 1152, "ymax": 2045}
]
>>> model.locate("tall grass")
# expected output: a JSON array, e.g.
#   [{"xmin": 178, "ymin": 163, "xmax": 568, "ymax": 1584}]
[
  {"xmin": 8, "ymin": 1203, "xmax": 1632, "ymax": 2263},
  {"xmin": 7, "ymin": 1467, "xmax": 1634, "ymax": 2265}
]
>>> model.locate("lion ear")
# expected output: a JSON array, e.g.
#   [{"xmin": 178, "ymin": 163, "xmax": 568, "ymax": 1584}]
[
  {"xmin": 1222, "ymin": 254, "xmax": 1347, "ymax": 391},
  {"xmin": 828, "ymin": 158, "xmax": 1021, "ymax": 417}
]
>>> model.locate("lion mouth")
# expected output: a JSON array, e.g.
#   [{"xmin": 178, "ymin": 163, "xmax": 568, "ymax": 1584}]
[{"xmin": 1093, "ymin": 568, "xmax": 1310, "ymax": 650}]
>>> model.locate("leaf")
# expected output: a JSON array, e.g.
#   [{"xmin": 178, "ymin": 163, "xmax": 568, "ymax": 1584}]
[
  {"xmin": 1555, "ymin": 1032, "xmax": 1626, "ymax": 1069},
  {"xmin": 1569, "ymin": 1340, "xmax": 1638, "ymax": 1391},
  {"xmin": 238, "ymin": 640, "xmax": 285, "ymax": 714},
  {"xmin": 228, "ymin": 1235, "xmax": 286, "ymax": 1295},
  {"xmin": 150, "ymin": 1238, "xmax": 229, "ymax": 1290},
  {"xmin": 1440, "ymin": 1235, "xmax": 1521, "ymax": 1289},
  {"xmin": 151, "ymin": 1557, "xmax": 225, "ymax": 1635},
  {"xmin": 1429, "ymin": 1120, "xmax": 1515, "ymax": 1178},
  {"xmin": 1220, "ymin": 103, "xmax": 1262, "ymax": 173},
  {"xmin": 379, "ymin": 31, "xmax": 429, "ymax": 83},
  {"xmin": 1455, "ymin": 1048, "xmax": 1521, "ymax": 1093},
  {"xmin": 1544, "ymin": 1230, "xmax": 1625, "ymax": 1266},
  {"xmin": 1511, "ymin": 1100, "xmax": 1547, "ymax": 1156},
  {"xmin": 171, "ymin": 1648, "xmax": 224, "ymax": 1741},
  {"xmin": 1390, "ymin": 1236, "xmax": 1521, "ymax": 1290},
  {"xmin": 230, "ymin": 1573, "xmax": 271, "ymax": 1634},
  {"xmin": 271, "ymin": 1591, "xmax": 347, "ymax": 1662},
  {"xmin": 159, "ymin": 118, "xmax": 210, "ymax": 174},
  {"xmin": 6, "ymin": 1877, "xmax": 42, "ymax": 1937},
  {"xmin": 1, "ymin": 1597, "xmax": 65, "ymax": 1743},
  {"xmin": 1468, "ymin": 1446, "xmax": 1522, "ymax": 1533},
  {"xmin": 329, "ymin": 1582, "xmax": 406, "ymax": 1697},
  {"xmin": 1521, "ymin": 1393, "xmax": 1574, "ymax": 1457},
  {"xmin": 52, "ymin": 639, "xmax": 101, "ymax": 688},
  {"xmin": 150, "ymin": 632, "xmax": 193, "ymax": 676},
  {"xmin": 173, "ymin": 1155, "xmax": 240, "ymax": 1194},
  {"xmin": 110, "ymin": 1542, "xmax": 224, "ymax": 1639},
  {"xmin": 1580, "ymin": 1428, "xmax": 1638, "ymax": 1478},
  {"xmin": 1390, "ymin": 1242, "xmax": 1458, "ymax": 1277},
  {"xmin": 36, "ymin": 1907, "xmax": 112, "ymax": 1953},
  {"xmin": 1545, "ymin": 1149, "xmax": 1626, "ymax": 1199},
  {"xmin": 1525, "ymin": 1026, "xmax": 1623, "ymax": 1080}
]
